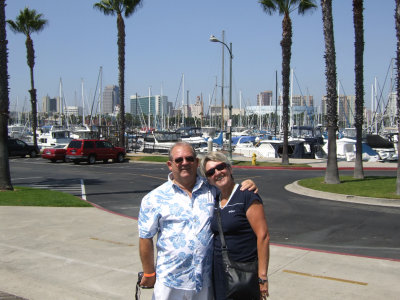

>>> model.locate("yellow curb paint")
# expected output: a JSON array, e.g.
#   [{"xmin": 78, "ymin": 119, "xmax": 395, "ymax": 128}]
[{"xmin": 283, "ymin": 269, "xmax": 368, "ymax": 286}]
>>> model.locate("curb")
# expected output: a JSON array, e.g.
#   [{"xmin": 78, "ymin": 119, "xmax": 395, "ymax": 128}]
[{"xmin": 285, "ymin": 181, "xmax": 400, "ymax": 208}]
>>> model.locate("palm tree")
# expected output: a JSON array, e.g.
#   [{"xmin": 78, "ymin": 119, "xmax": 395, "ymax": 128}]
[
  {"xmin": 0, "ymin": 0, "xmax": 13, "ymax": 191},
  {"xmin": 353, "ymin": 0, "xmax": 364, "ymax": 179},
  {"xmin": 395, "ymin": 0, "xmax": 400, "ymax": 194},
  {"xmin": 321, "ymin": 0, "xmax": 340, "ymax": 184},
  {"xmin": 7, "ymin": 8, "xmax": 47, "ymax": 150},
  {"xmin": 94, "ymin": 0, "xmax": 143, "ymax": 148},
  {"xmin": 260, "ymin": 0, "xmax": 317, "ymax": 165}
]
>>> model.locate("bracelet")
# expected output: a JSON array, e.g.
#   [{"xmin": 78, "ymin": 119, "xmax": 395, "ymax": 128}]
[{"xmin": 143, "ymin": 272, "xmax": 156, "ymax": 277}]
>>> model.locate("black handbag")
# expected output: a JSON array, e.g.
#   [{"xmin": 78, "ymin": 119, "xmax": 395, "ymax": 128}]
[{"xmin": 216, "ymin": 208, "xmax": 260, "ymax": 300}]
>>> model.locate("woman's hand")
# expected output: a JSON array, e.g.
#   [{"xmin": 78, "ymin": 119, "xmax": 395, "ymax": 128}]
[{"xmin": 260, "ymin": 281, "xmax": 269, "ymax": 299}]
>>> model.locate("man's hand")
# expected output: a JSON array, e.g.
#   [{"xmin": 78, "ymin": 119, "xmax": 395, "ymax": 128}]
[
  {"xmin": 240, "ymin": 179, "xmax": 258, "ymax": 194},
  {"xmin": 140, "ymin": 274, "xmax": 156, "ymax": 288}
]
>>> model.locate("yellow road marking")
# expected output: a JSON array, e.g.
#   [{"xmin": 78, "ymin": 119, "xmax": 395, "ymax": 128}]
[
  {"xmin": 283, "ymin": 269, "xmax": 368, "ymax": 286},
  {"xmin": 140, "ymin": 174, "xmax": 166, "ymax": 180},
  {"xmin": 90, "ymin": 237, "xmax": 135, "ymax": 247}
]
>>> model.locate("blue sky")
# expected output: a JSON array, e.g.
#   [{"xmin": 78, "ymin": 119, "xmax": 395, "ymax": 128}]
[{"xmin": 5, "ymin": 0, "xmax": 397, "ymax": 114}]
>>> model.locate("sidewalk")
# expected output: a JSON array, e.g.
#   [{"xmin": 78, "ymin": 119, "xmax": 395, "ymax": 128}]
[{"xmin": 0, "ymin": 206, "xmax": 399, "ymax": 300}]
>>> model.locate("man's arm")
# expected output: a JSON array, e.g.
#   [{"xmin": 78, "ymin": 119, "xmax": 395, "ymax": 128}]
[
  {"xmin": 139, "ymin": 237, "xmax": 156, "ymax": 287},
  {"xmin": 240, "ymin": 179, "xmax": 259, "ymax": 193}
]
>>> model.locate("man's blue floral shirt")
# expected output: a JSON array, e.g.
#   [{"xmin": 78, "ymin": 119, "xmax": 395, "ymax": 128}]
[{"xmin": 138, "ymin": 174, "xmax": 216, "ymax": 292}]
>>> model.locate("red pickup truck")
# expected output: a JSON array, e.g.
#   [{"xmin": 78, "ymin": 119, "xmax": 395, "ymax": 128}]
[{"xmin": 66, "ymin": 139, "xmax": 126, "ymax": 164}]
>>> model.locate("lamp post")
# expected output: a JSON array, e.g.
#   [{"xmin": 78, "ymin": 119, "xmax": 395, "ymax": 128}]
[{"xmin": 210, "ymin": 34, "xmax": 233, "ymax": 161}]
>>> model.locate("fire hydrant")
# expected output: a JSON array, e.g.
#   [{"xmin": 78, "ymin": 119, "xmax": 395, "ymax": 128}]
[{"xmin": 252, "ymin": 153, "xmax": 257, "ymax": 166}]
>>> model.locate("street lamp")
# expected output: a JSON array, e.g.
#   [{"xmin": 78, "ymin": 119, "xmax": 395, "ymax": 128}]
[{"xmin": 209, "ymin": 34, "xmax": 233, "ymax": 162}]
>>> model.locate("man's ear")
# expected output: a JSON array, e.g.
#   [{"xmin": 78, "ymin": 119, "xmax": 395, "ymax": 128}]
[{"xmin": 167, "ymin": 160, "xmax": 172, "ymax": 170}]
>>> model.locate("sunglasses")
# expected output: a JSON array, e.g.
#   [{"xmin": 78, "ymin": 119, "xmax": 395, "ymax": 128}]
[
  {"xmin": 205, "ymin": 162, "xmax": 228, "ymax": 177},
  {"xmin": 173, "ymin": 156, "xmax": 195, "ymax": 164}
]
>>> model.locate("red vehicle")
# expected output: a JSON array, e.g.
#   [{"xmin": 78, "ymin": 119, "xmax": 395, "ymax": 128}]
[
  {"xmin": 41, "ymin": 145, "xmax": 67, "ymax": 163},
  {"xmin": 66, "ymin": 139, "xmax": 126, "ymax": 164}
]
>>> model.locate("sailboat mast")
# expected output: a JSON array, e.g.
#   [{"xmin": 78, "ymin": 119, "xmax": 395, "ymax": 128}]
[
  {"xmin": 182, "ymin": 74, "xmax": 185, "ymax": 127},
  {"xmin": 374, "ymin": 77, "xmax": 377, "ymax": 134},
  {"xmin": 148, "ymin": 87, "xmax": 151, "ymax": 130},
  {"xmin": 239, "ymin": 90, "xmax": 242, "ymax": 128},
  {"xmin": 81, "ymin": 79, "xmax": 85, "ymax": 125},
  {"xmin": 161, "ymin": 83, "xmax": 164, "ymax": 130}
]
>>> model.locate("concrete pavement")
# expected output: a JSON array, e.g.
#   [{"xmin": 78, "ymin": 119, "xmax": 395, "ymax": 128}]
[
  {"xmin": 0, "ymin": 205, "xmax": 399, "ymax": 300},
  {"xmin": 1, "ymin": 158, "xmax": 399, "ymax": 299}
]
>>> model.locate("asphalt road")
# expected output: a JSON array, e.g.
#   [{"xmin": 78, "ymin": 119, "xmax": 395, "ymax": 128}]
[{"xmin": 8, "ymin": 157, "xmax": 400, "ymax": 260}]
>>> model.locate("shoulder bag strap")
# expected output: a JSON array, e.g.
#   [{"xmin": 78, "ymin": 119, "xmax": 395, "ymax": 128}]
[{"xmin": 216, "ymin": 207, "xmax": 228, "ymax": 250}]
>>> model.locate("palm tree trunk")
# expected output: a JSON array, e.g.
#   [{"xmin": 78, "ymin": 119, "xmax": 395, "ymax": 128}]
[
  {"xmin": 395, "ymin": 0, "xmax": 400, "ymax": 194},
  {"xmin": 26, "ymin": 36, "xmax": 38, "ymax": 149},
  {"xmin": 321, "ymin": 0, "xmax": 340, "ymax": 184},
  {"xmin": 0, "ymin": 0, "xmax": 13, "ymax": 190},
  {"xmin": 117, "ymin": 14, "xmax": 126, "ymax": 148},
  {"xmin": 280, "ymin": 14, "xmax": 292, "ymax": 165},
  {"xmin": 353, "ymin": 0, "xmax": 364, "ymax": 179}
]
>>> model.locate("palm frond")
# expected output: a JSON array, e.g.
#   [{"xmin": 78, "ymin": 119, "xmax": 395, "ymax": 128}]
[
  {"xmin": 93, "ymin": 0, "xmax": 117, "ymax": 16},
  {"xmin": 259, "ymin": 0, "xmax": 279, "ymax": 16},
  {"xmin": 7, "ymin": 7, "xmax": 47, "ymax": 36},
  {"xmin": 298, "ymin": 0, "xmax": 318, "ymax": 15},
  {"xmin": 123, "ymin": 0, "xmax": 143, "ymax": 18}
]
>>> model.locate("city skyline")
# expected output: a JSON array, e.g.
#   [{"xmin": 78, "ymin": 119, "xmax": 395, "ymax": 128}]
[{"xmin": 6, "ymin": 0, "xmax": 397, "ymax": 114}]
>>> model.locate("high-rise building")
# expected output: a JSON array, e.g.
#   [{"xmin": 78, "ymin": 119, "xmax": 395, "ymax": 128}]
[
  {"xmin": 42, "ymin": 95, "xmax": 60, "ymax": 114},
  {"xmin": 130, "ymin": 94, "xmax": 169, "ymax": 116},
  {"xmin": 64, "ymin": 106, "xmax": 83, "ymax": 117},
  {"xmin": 321, "ymin": 95, "xmax": 355, "ymax": 127},
  {"xmin": 257, "ymin": 91, "xmax": 273, "ymax": 106},
  {"xmin": 291, "ymin": 95, "xmax": 314, "ymax": 107},
  {"xmin": 189, "ymin": 96, "xmax": 203, "ymax": 119},
  {"xmin": 102, "ymin": 85, "xmax": 119, "ymax": 114}
]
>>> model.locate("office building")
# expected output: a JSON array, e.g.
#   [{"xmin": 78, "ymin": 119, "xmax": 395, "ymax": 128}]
[
  {"xmin": 103, "ymin": 85, "xmax": 119, "ymax": 114},
  {"xmin": 321, "ymin": 95, "xmax": 355, "ymax": 127},
  {"xmin": 257, "ymin": 91, "xmax": 273, "ymax": 106},
  {"xmin": 130, "ymin": 94, "xmax": 169, "ymax": 116},
  {"xmin": 42, "ymin": 95, "xmax": 60, "ymax": 115},
  {"xmin": 64, "ymin": 106, "xmax": 83, "ymax": 117}
]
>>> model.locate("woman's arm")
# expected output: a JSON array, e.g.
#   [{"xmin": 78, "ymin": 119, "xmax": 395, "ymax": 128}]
[{"xmin": 247, "ymin": 201, "xmax": 270, "ymax": 297}]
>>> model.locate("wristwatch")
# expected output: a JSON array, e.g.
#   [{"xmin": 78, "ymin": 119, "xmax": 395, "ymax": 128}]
[{"xmin": 258, "ymin": 277, "xmax": 268, "ymax": 284}]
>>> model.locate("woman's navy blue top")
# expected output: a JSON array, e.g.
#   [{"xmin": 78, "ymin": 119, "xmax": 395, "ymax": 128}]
[{"xmin": 211, "ymin": 185, "xmax": 263, "ymax": 262}]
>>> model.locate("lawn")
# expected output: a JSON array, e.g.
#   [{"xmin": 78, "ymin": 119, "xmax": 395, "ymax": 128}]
[
  {"xmin": 298, "ymin": 176, "xmax": 400, "ymax": 199},
  {"xmin": 233, "ymin": 161, "xmax": 311, "ymax": 168},
  {"xmin": 128, "ymin": 155, "xmax": 312, "ymax": 168},
  {"xmin": 0, "ymin": 187, "xmax": 93, "ymax": 207},
  {"xmin": 128, "ymin": 155, "xmax": 169, "ymax": 163}
]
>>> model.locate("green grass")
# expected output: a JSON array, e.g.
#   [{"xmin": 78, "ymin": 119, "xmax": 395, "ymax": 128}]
[
  {"xmin": 129, "ymin": 155, "xmax": 169, "ymax": 163},
  {"xmin": 233, "ymin": 160, "xmax": 311, "ymax": 168},
  {"xmin": 298, "ymin": 176, "xmax": 400, "ymax": 199},
  {"xmin": 0, "ymin": 187, "xmax": 93, "ymax": 207}
]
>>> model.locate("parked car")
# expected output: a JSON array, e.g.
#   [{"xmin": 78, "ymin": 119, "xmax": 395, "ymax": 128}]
[
  {"xmin": 41, "ymin": 145, "xmax": 68, "ymax": 163},
  {"xmin": 66, "ymin": 139, "xmax": 126, "ymax": 164},
  {"xmin": 8, "ymin": 138, "xmax": 39, "ymax": 158}
]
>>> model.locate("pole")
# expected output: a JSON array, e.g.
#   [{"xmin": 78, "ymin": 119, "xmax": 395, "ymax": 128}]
[
  {"xmin": 275, "ymin": 70, "xmax": 278, "ymax": 137},
  {"xmin": 228, "ymin": 42, "xmax": 233, "ymax": 162},
  {"xmin": 221, "ymin": 30, "xmax": 225, "ymax": 132}
]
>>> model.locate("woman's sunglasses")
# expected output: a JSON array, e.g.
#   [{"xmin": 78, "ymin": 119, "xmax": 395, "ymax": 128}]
[
  {"xmin": 174, "ymin": 156, "xmax": 195, "ymax": 164},
  {"xmin": 205, "ymin": 162, "xmax": 227, "ymax": 177}
]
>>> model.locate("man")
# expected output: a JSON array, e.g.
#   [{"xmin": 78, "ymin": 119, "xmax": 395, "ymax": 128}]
[{"xmin": 138, "ymin": 142, "xmax": 257, "ymax": 300}]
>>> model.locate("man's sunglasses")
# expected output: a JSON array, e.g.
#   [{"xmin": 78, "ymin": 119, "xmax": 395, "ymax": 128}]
[
  {"xmin": 173, "ymin": 156, "xmax": 195, "ymax": 164},
  {"xmin": 205, "ymin": 162, "xmax": 227, "ymax": 177}
]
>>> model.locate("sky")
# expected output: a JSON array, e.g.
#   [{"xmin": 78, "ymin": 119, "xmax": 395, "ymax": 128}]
[{"xmin": 5, "ymin": 0, "xmax": 398, "ymax": 115}]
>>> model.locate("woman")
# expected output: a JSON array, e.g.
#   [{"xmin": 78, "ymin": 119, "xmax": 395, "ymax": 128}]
[{"xmin": 200, "ymin": 152, "xmax": 270, "ymax": 300}]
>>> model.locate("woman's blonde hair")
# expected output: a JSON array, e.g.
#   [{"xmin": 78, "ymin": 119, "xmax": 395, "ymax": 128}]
[{"xmin": 199, "ymin": 151, "xmax": 231, "ymax": 177}]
